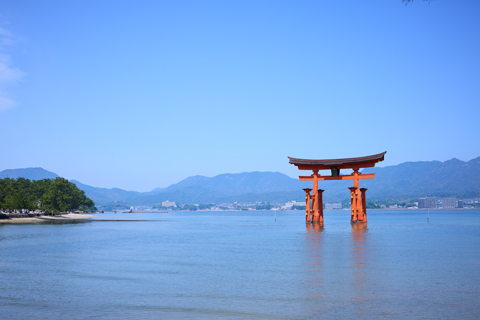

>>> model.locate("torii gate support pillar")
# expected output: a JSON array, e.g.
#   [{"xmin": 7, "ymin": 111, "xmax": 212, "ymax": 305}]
[
  {"xmin": 312, "ymin": 189, "xmax": 324, "ymax": 224},
  {"xmin": 303, "ymin": 188, "xmax": 312, "ymax": 223},
  {"xmin": 349, "ymin": 187, "xmax": 358, "ymax": 222},
  {"xmin": 360, "ymin": 188, "xmax": 368, "ymax": 223}
]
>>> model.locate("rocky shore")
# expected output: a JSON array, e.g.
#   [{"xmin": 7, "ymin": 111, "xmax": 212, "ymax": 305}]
[{"xmin": 0, "ymin": 210, "xmax": 96, "ymax": 224}]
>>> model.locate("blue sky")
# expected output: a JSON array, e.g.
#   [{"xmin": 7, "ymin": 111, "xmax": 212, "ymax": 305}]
[{"xmin": 1, "ymin": 0, "xmax": 479, "ymax": 191}]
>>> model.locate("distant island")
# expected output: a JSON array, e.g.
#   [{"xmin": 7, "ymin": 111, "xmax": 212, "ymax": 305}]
[{"xmin": 1, "ymin": 156, "xmax": 479, "ymax": 211}]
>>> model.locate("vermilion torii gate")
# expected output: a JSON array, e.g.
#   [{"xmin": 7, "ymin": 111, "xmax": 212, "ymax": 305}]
[{"xmin": 288, "ymin": 152, "xmax": 386, "ymax": 224}]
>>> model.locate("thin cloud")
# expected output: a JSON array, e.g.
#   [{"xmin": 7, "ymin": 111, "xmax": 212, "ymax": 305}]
[
  {"xmin": 0, "ymin": 26, "xmax": 24, "ymax": 112},
  {"xmin": 0, "ymin": 27, "xmax": 12, "ymax": 37},
  {"xmin": 0, "ymin": 54, "xmax": 23, "ymax": 83},
  {"xmin": 0, "ymin": 94, "xmax": 15, "ymax": 111}
]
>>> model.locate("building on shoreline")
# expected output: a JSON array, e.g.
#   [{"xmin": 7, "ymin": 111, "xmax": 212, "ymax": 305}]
[
  {"xmin": 162, "ymin": 201, "xmax": 176, "ymax": 208},
  {"xmin": 325, "ymin": 202, "xmax": 342, "ymax": 209},
  {"xmin": 418, "ymin": 197, "xmax": 437, "ymax": 209},
  {"xmin": 441, "ymin": 198, "xmax": 456, "ymax": 209},
  {"xmin": 130, "ymin": 206, "xmax": 153, "ymax": 212},
  {"xmin": 282, "ymin": 201, "xmax": 298, "ymax": 210}
]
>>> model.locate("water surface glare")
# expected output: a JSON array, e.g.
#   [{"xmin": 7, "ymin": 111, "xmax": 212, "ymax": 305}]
[{"xmin": 1, "ymin": 210, "xmax": 479, "ymax": 319}]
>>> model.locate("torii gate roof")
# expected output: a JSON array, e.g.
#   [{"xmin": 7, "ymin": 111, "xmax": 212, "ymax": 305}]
[{"xmin": 288, "ymin": 151, "xmax": 386, "ymax": 170}]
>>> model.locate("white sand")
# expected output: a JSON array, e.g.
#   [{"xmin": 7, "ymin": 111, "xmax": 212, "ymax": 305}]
[{"xmin": 0, "ymin": 213, "xmax": 97, "ymax": 224}]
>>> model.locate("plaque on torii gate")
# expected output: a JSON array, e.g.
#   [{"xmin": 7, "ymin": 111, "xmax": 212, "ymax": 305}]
[{"xmin": 288, "ymin": 152, "xmax": 386, "ymax": 224}]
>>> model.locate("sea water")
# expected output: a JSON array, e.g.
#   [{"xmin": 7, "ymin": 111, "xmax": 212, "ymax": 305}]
[{"xmin": 1, "ymin": 210, "xmax": 479, "ymax": 319}]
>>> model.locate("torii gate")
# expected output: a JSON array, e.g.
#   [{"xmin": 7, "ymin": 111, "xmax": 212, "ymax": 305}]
[{"xmin": 288, "ymin": 152, "xmax": 386, "ymax": 224}]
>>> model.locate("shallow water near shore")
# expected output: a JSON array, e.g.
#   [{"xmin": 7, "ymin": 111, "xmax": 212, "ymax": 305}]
[{"xmin": 1, "ymin": 210, "xmax": 479, "ymax": 319}]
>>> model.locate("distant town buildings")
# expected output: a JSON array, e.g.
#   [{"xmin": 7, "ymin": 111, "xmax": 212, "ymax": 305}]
[
  {"xmin": 325, "ymin": 202, "xmax": 342, "ymax": 209},
  {"xmin": 282, "ymin": 201, "xmax": 299, "ymax": 210},
  {"xmin": 162, "ymin": 201, "xmax": 176, "ymax": 207},
  {"xmin": 100, "ymin": 197, "xmax": 478, "ymax": 212},
  {"xmin": 130, "ymin": 206, "xmax": 153, "ymax": 212},
  {"xmin": 418, "ymin": 197, "xmax": 437, "ymax": 209},
  {"xmin": 441, "ymin": 198, "xmax": 456, "ymax": 209}
]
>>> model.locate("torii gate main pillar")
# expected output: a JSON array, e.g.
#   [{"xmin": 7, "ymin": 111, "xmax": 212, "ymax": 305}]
[{"xmin": 303, "ymin": 188, "xmax": 324, "ymax": 224}]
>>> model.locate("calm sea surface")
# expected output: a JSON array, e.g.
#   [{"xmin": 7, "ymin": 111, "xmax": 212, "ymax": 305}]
[{"xmin": 1, "ymin": 210, "xmax": 479, "ymax": 319}]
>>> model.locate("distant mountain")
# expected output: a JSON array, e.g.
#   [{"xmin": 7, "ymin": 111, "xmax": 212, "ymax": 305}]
[
  {"xmin": 70, "ymin": 180, "xmax": 141, "ymax": 206},
  {"xmin": 128, "ymin": 157, "xmax": 480, "ymax": 204},
  {"xmin": 164, "ymin": 171, "xmax": 304, "ymax": 195},
  {"xmin": 128, "ymin": 172, "xmax": 309, "ymax": 205},
  {"xmin": 2, "ymin": 156, "xmax": 480, "ymax": 206},
  {"xmin": 0, "ymin": 167, "xmax": 59, "ymax": 180},
  {"xmin": 360, "ymin": 157, "xmax": 480, "ymax": 199}
]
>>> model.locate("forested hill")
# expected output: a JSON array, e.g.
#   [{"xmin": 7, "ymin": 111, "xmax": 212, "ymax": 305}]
[{"xmin": 1, "ymin": 156, "xmax": 479, "ymax": 206}]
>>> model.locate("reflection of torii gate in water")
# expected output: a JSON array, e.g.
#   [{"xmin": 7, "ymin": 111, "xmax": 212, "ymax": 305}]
[{"xmin": 288, "ymin": 152, "xmax": 386, "ymax": 224}]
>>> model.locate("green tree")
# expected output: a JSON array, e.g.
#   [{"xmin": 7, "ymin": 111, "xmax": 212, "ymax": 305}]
[
  {"xmin": 0, "ymin": 178, "xmax": 15, "ymax": 209},
  {"xmin": 2, "ymin": 194, "xmax": 19, "ymax": 210},
  {"xmin": 198, "ymin": 203, "xmax": 214, "ymax": 210},
  {"xmin": 182, "ymin": 204, "xmax": 197, "ymax": 211},
  {"xmin": 30, "ymin": 179, "xmax": 53, "ymax": 208},
  {"xmin": 0, "ymin": 177, "xmax": 95, "ymax": 213},
  {"xmin": 255, "ymin": 203, "xmax": 273, "ymax": 210},
  {"xmin": 14, "ymin": 178, "xmax": 34, "ymax": 210},
  {"xmin": 40, "ymin": 178, "xmax": 95, "ymax": 214}
]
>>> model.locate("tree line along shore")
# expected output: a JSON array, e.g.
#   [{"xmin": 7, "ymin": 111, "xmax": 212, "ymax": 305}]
[{"xmin": 0, "ymin": 177, "xmax": 96, "ymax": 220}]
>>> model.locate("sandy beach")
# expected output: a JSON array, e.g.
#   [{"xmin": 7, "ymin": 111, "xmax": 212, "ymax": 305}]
[{"xmin": 0, "ymin": 213, "xmax": 96, "ymax": 224}]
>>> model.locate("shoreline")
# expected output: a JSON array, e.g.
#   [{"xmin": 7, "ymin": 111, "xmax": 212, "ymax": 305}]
[{"xmin": 0, "ymin": 213, "xmax": 97, "ymax": 224}]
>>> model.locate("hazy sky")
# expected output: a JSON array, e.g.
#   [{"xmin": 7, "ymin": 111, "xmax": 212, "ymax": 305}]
[{"xmin": 1, "ymin": 0, "xmax": 479, "ymax": 191}]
